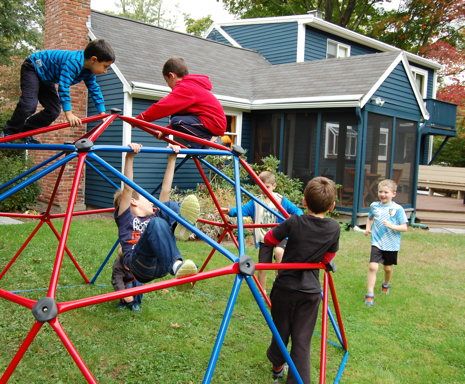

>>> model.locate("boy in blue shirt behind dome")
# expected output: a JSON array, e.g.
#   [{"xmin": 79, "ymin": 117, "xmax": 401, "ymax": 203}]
[
  {"xmin": 364, "ymin": 179, "xmax": 408, "ymax": 306},
  {"xmin": 2, "ymin": 39, "xmax": 115, "ymax": 143}
]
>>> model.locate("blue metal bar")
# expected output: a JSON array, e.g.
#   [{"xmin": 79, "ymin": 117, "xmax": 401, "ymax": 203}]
[
  {"xmin": 89, "ymin": 239, "xmax": 119, "ymax": 284},
  {"xmin": 233, "ymin": 156, "xmax": 245, "ymax": 259},
  {"xmin": 198, "ymin": 157, "xmax": 286, "ymax": 222},
  {"xmin": 203, "ymin": 274, "xmax": 243, "ymax": 383},
  {"xmin": 245, "ymin": 275, "xmax": 304, "ymax": 384},
  {"xmin": 323, "ymin": 293, "xmax": 344, "ymax": 347},
  {"xmin": 0, "ymin": 152, "xmax": 64, "ymax": 192},
  {"xmin": 87, "ymin": 152, "xmax": 237, "ymax": 263},
  {"xmin": 91, "ymin": 145, "xmax": 230, "ymax": 157},
  {"xmin": 0, "ymin": 152, "xmax": 78, "ymax": 202},
  {"xmin": 334, "ymin": 351, "xmax": 349, "ymax": 384},
  {"xmin": 85, "ymin": 159, "xmax": 119, "ymax": 190}
]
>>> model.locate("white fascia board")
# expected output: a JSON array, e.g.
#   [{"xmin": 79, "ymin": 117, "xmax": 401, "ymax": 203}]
[
  {"xmin": 360, "ymin": 53, "xmax": 403, "ymax": 107},
  {"xmin": 87, "ymin": 29, "xmax": 132, "ymax": 92},
  {"xmin": 131, "ymin": 82, "xmax": 171, "ymax": 98},
  {"xmin": 215, "ymin": 15, "xmax": 314, "ymax": 27},
  {"xmin": 400, "ymin": 54, "xmax": 430, "ymax": 120},
  {"xmin": 214, "ymin": 26, "xmax": 242, "ymax": 47},
  {"xmin": 251, "ymin": 100, "xmax": 361, "ymax": 110},
  {"xmin": 253, "ymin": 94, "xmax": 362, "ymax": 105}
]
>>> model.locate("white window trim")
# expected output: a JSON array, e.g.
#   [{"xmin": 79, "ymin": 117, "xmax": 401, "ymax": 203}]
[
  {"xmin": 410, "ymin": 66, "xmax": 428, "ymax": 98},
  {"xmin": 326, "ymin": 39, "xmax": 351, "ymax": 59},
  {"xmin": 378, "ymin": 128, "xmax": 389, "ymax": 161},
  {"xmin": 324, "ymin": 122, "xmax": 357, "ymax": 159},
  {"xmin": 223, "ymin": 109, "xmax": 243, "ymax": 146}
]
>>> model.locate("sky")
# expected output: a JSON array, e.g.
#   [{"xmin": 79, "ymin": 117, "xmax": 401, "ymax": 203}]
[{"xmin": 90, "ymin": 0, "xmax": 235, "ymax": 32}]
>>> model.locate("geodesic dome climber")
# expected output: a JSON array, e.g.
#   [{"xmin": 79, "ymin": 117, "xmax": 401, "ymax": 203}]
[{"xmin": 0, "ymin": 111, "xmax": 349, "ymax": 383}]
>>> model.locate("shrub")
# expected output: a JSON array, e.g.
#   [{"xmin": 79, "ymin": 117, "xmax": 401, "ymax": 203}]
[{"xmin": 0, "ymin": 151, "xmax": 41, "ymax": 212}]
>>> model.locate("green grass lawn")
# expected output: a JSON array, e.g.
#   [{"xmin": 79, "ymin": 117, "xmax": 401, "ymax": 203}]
[{"xmin": 1, "ymin": 219, "xmax": 464, "ymax": 383}]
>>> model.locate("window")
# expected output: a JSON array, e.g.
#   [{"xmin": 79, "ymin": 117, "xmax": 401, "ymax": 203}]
[
  {"xmin": 411, "ymin": 66, "xmax": 428, "ymax": 98},
  {"xmin": 221, "ymin": 115, "xmax": 237, "ymax": 148},
  {"xmin": 378, "ymin": 128, "xmax": 389, "ymax": 161},
  {"xmin": 326, "ymin": 40, "xmax": 350, "ymax": 59},
  {"xmin": 324, "ymin": 122, "xmax": 357, "ymax": 159}
]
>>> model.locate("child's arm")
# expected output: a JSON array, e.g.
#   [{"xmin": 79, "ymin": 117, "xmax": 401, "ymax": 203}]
[
  {"xmin": 383, "ymin": 221, "xmax": 408, "ymax": 232},
  {"xmin": 118, "ymin": 143, "xmax": 142, "ymax": 216},
  {"xmin": 225, "ymin": 200, "xmax": 254, "ymax": 219},
  {"xmin": 282, "ymin": 197, "xmax": 304, "ymax": 216},
  {"xmin": 364, "ymin": 217, "xmax": 373, "ymax": 236},
  {"xmin": 159, "ymin": 145, "xmax": 180, "ymax": 203}
]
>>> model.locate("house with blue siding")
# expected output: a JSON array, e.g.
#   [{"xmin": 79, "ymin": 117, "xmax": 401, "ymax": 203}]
[{"xmin": 87, "ymin": 11, "xmax": 456, "ymax": 225}]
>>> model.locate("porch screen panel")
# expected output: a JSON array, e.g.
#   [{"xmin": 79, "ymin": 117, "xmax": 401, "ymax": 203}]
[
  {"xmin": 320, "ymin": 112, "xmax": 357, "ymax": 207},
  {"xmin": 364, "ymin": 113, "xmax": 393, "ymax": 208},
  {"xmin": 283, "ymin": 112, "xmax": 316, "ymax": 185},
  {"xmin": 393, "ymin": 119, "xmax": 416, "ymax": 205},
  {"xmin": 252, "ymin": 113, "xmax": 281, "ymax": 164}
]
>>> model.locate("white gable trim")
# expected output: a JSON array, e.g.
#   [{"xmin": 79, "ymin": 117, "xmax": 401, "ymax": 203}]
[
  {"xmin": 212, "ymin": 26, "xmax": 242, "ymax": 47},
  {"xmin": 360, "ymin": 52, "xmax": 429, "ymax": 120}
]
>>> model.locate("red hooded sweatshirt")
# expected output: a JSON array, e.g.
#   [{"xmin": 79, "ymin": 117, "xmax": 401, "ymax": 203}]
[{"xmin": 136, "ymin": 74, "xmax": 226, "ymax": 136}]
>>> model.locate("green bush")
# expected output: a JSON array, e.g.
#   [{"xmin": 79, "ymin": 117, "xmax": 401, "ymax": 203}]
[{"xmin": 0, "ymin": 151, "xmax": 41, "ymax": 212}]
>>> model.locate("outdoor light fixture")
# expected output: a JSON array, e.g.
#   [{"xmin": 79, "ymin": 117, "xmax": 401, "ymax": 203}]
[{"xmin": 371, "ymin": 97, "xmax": 385, "ymax": 107}]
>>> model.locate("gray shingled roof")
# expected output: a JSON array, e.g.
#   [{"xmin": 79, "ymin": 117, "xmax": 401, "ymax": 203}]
[{"xmin": 90, "ymin": 11, "xmax": 400, "ymax": 103}]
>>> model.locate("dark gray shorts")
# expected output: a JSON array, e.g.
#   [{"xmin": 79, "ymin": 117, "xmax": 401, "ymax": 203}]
[
  {"xmin": 370, "ymin": 246, "xmax": 398, "ymax": 266},
  {"xmin": 258, "ymin": 239, "xmax": 287, "ymax": 263}
]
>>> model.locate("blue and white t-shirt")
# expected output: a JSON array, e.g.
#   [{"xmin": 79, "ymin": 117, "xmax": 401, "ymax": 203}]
[{"xmin": 368, "ymin": 201, "xmax": 407, "ymax": 251}]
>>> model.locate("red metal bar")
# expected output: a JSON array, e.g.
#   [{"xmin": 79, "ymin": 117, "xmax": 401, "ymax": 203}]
[
  {"xmin": 0, "ymin": 220, "xmax": 44, "ymax": 280},
  {"xmin": 120, "ymin": 115, "xmax": 230, "ymax": 151},
  {"xmin": 255, "ymin": 262, "xmax": 325, "ymax": 271},
  {"xmin": 319, "ymin": 272, "xmax": 329, "ymax": 384},
  {"xmin": 0, "ymin": 289, "xmax": 37, "ymax": 309},
  {"xmin": 47, "ymin": 153, "xmax": 87, "ymax": 298},
  {"xmin": 327, "ymin": 272, "xmax": 348, "ymax": 350},
  {"xmin": 198, "ymin": 229, "xmax": 228, "ymax": 274},
  {"xmin": 50, "ymin": 319, "xmax": 98, "ymax": 384},
  {"xmin": 0, "ymin": 114, "xmax": 109, "ymax": 143},
  {"xmin": 46, "ymin": 220, "xmax": 90, "ymax": 284},
  {"xmin": 86, "ymin": 114, "xmax": 118, "ymax": 143},
  {"xmin": 196, "ymin": 218, "xmax": 277, "ymax": 229},
  {"xmin": 59, "ymin": 265, "xmax": 237, "ymax": 313},
  {"xmin": 238, "ymin": 157, "xmax": 290, "ymax": 219},
  {"xmin": 252, "ymin": 274, "xmax": 272, "ymax": 307},
  {"xmin": 48, "ymin": 207, "xmax": 114, "ymax": 219},
  {"xmin": 0, "ymin": 212, "xmax": 41, "ymax": 219},
  {"xmin": 0, "ymin": 321, "xmax": 43, "ymax": 383}
]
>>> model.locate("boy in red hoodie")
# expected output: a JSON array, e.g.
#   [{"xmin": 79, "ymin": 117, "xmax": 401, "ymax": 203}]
[{"xmin": 136, "ymin": 57, "xmax": 226, "ymax": 148}]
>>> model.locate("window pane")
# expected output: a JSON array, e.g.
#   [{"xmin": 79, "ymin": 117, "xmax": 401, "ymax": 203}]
[
  {"xmin": 321, "ymin": 112, "xmax": 358, "ymax": 207},
  {"xmin": 338, "ymin": 45, "xmax": 348, "ymax": 58},
  {"xmin": 364, "ymin": 113, "xmax": 393, "ymax": 207},
  {"xmin": 393, "ymin": 119, "xmax": 416, "ymax": 205},
  {"xmin": 283, "ymin": 112, "xmax": 316, "ymax": 185},
  {"xmin": 327, "ymin": 41, "xmax": 337, "ymax": 58}
]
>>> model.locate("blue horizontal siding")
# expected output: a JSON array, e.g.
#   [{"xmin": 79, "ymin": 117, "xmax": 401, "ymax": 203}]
[
  {"xmin": 86, "ymin": 69, "xmax": 125, "ymax": 208},
  {"xmin": 206, "ymin": 28, "xmax": 231, "ymax": 45},
  {"xmin": 370, "ymin": 63, "xmax": 421, "ymax": 120},
  {"xmin": 223, "ymin": 22, "xmax": 298, "ymax": 64},
  {"xmin": 305, "ymin": 26, "xmax": 379, "ymax": 61}
]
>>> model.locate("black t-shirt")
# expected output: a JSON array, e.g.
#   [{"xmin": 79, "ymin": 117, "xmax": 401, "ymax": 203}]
[{"xmin": 271, "ymin": 214, "xmax": 340, "ymax": 293}]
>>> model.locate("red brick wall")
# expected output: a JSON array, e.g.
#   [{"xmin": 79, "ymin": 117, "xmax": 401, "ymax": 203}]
[{"xmin": 34, "ymin": 0, "xmax": 91, "ymax": 209}]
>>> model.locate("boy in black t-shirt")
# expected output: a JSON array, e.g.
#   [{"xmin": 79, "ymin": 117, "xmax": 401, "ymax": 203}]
[{"xmin": 263, "ymin": 176, "xmax": 340, "ymax": 384}]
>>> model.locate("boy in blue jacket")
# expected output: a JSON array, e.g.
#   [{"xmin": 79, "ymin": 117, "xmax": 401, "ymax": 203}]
[
  {"xmin": 223, "ymin": 171, "xmax": 303, "ymax": 293},
  {"xmin": 2, "ymin": 39, "xmax": 115, "ymax": 143}
]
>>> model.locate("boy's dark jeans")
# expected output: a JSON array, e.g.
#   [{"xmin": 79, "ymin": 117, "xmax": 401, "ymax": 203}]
[
  {"xmin": 267, "ymin": 287, "xmax": 321, "ymax": 384},
  {"xmin": 128, "ymin": 217, "xmax": 181, "ymax": 283},
  {"xmin": 170, "ymin": 115, "xmax": 213, "ymax": 149},
  {"xmin": 4, "ymin": 59, "xmax": 61, "ymax": 134}
]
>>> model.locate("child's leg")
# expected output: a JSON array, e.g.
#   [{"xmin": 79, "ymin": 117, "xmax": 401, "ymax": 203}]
[
  {"xmin": 130, "ymin": 217, "xmax": 181, "ymax": 283},
  {"xmin": 4, "ymin": 60, "xmax": 40, "ymax": 134},
  {"xmin": 23, "ymin": 80, "xmax": 61, "ymax": 131},
  {"xmin": 367, "ymin": 262, "xmax": 379, "ymax": 295},
  {"xmin": 170, "ymin": 115, "xmax": 213, "ymax": 148},
  {"xmin": 274, "ymin": 246, "xmax": 284, "ymax": 263},
  {"xmin": 383, "ymin": 264, "xmax": 393, "ymax": 285}
]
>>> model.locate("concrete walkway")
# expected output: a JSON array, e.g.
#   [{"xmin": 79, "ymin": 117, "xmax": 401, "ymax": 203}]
[{"xmin": 0, "ymin": 217, "xmax": 23, "ymax": 225}]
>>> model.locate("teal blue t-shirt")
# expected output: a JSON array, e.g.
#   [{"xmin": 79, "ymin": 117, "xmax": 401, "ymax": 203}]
[{"xmin": 368, "ymin": 201, "xmax": 407, "ymax": 251}]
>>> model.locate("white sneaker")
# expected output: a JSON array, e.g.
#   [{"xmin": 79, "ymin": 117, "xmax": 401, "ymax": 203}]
[{"xmin": 174, "ymin": 194, "xmax": 200, "ymax": 241}]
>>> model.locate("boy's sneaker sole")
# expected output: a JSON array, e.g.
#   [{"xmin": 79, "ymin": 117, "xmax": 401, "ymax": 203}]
[
  {"xmin": 174, "ymin": 194, "xmax": 200, "ymax": 241},
  {"xmin": 364, "ymin": 295, "xmax": 374, "ymax": 307},
  {"xmin": 175, "ymin": 259, "xmax": 198, "ymax": 290}
]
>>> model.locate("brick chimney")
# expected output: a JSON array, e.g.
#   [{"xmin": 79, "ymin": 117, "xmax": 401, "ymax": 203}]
[{"xmin": 34, "ymin": 0, "xmax": 91, "ymax": 210}]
